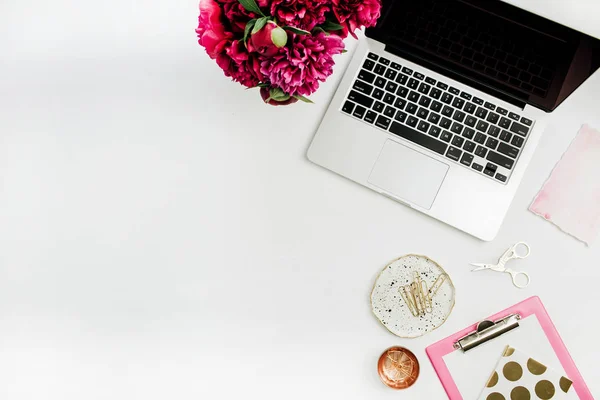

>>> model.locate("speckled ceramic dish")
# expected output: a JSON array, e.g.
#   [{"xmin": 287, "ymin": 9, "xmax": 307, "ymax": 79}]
[{"xmin": 371, "ymin": 254, "xmax": 455, "ymax": 338}]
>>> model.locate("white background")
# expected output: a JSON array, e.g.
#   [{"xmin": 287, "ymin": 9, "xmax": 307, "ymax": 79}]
[{"xmin": 1, "ymin": 1, "xmax": 600, "ymax": 399}]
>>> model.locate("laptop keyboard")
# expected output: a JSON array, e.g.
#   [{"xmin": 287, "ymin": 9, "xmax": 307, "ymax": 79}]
[{"xmin": 342, "ymin": 52, "xmax": 534, "ymax": 184}]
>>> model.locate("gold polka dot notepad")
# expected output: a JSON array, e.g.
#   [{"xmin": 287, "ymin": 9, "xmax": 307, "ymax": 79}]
[{"xmin": 479, "ymin": 346, "xmax": 574, "ymax": 400}]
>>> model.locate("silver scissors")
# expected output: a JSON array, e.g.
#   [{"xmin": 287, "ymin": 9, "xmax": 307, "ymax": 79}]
[{"xmin": 471, "ymin": 242, "xmax": 531, "ymax": 288}]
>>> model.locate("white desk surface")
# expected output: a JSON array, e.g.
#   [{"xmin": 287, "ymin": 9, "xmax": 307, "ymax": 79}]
[{"xmin": 1, "ymin": 1, "xmax": 599, "ymax": 399}]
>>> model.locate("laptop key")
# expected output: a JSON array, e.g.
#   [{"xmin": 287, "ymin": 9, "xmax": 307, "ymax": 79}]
[
  {"xmin": 476, "ymin": 120, "xmax": 489, "ymax": 132},
  {"xmin": 442, "ymin": 105, "xmax": 453, "ymax": 117},
  {"xmin": 408, "ymin": 91, "xmax": 420, "ymax": 102},
  {"xmin": 402, "ymin": 67, "xmax": 413, "ymax": 75},
  {"xmin": 395, "ymin": 111, "xmax": 407, "ymax": 123},
  {"xmin": 453, "ymin": 110, "xmax": 466, "ymax": 123},
  {"xmin": 472, "ymin": 163, "xmax": 484, "ymax": 172},
  {"xmin": 440, "ymin": 117, "xmax": 452, "ymax": 129},
  {"xmin": 496, "ymin": 107, "xmax": 508, "ymax": 116},
  {"xmin": 486, "ymin": 112, "xmax": 499, "ymax": 124},
  {"xmin": 406, "ymin": 103, "xmax": 418, "ymax": 114},
  {"xmin": 396, "ymin": 73, "xmax": 408, "ymax": 85},
  {"xmin": 429, "ymin": 126, "xmax": 441, "ymax": 137},
  {"xmin": 485, "ymin": 137, "xmax": 499, "ymax": 150},
  {"xmin": 463, "ymin": 140, "xmax": 476, "ymax": 153},
  {"xmin": 446, "ymin": 146, "xmax": 463, "ymax": 161},
  {"xmin": 510, "ymin": 121, "xmax": 529, "ymax": 136},
  {"xmin": 394, "ymin": 98, "xmax": 406, "ymax": 110},
  {"xmin": 499, "ymin": 130, "xmax": 512, "ymax": 142},
  {"xmin": 374, "ymin": 64, "xmax": 386, "ymax": 76},
  {"xmin": 511, "ymin": 135, "xmax": 525, "ymax": 148},
  {"xmin": 460, "ymin": 153, "xmax": 474, "ymax": 166},
  {"xmin": 499, "ymin": 117, "xmax": 511, "ymax": 129},
  {"xmin": 418, "ymin": 83, "xmax": 431, "ymax": 95},
  {"xmin": 375, "ymin": 77, "xmax": 387, "ymax": 88},
  {"xmin": 391, "ymin": 62, "xmax": 402, "ymax": 70},
  {"xmin": 430, "ymin": 88, "xmax": 442, "ymax": 99},
  {"xmin": 436, "ymin": 82, "xmax": 449, "ymax": 90},
  {"xmin": 487, "ymin": 151, "xmax": 515, "ymax": 169},
  {"xmin": 449, "ymin": 87, "xmax": 460, "ymax": 95},
  {"xmin": 384, "ymin": 106, "xmax": 396, "ymax": 118},
  {"xmin": 376, "ymin": 115, "xmax": 391, "ymax": 129},
  {"xmin": 385, "ymin": 69, "xmax": 397, "ymax": 80},
  {"xmin": 414, "ymin": 72, "xmax": 425, "ymax": 80},
  {"xmin": 451, "ymin": 122, "xmax": 464, "ymax": 135},
  {"xmin": 418, "ymin": 96, "xmax": 432, "ymax": 107},
  {"xmin": 484, "ymin": 102, "xmax": 496, "ymax": 110},
  {"xmin": 462, "ymin": 128, "xmax": 475, "ymax": 139},
  {"xmin": 508, "ymin": 112, "xmax": 520, "ymax": 120},
  {"xmin": 379, "ymin": 57, "xmax": 390, "ymax": 66},
  {"xmin": 430, "ymin": 101, "xmax": 443, "ymax": 112},
  {"xmin": 452, "ymin": 135, "xmax": 465, "ymax": 147},
  {"xmin": 464, "ymin": 102, "xmax": 476, "ymax": 114},
  {"xmin": 426, "ymin": 77, "xmax": 436, "ymax": 85},
  {"xmin": 389, "ymin": 122, "xmax": 448, "ymax": 155},
  {"xmin": 452, "ymin": 97, "xmax": 465, "ymax": 109},
  {"xmin": 495, "ymin": 173, "xmax": 507, "ymax": 183},
  {"xmin": 417, "ymin": 120, "xmax": 430, "ymax": 133},
  {"xmin": 428, "ymin": 113, "xmax": 441, "ymax": 124},
  {"xmin": 408, "ymin": 78, "xmax": 419, "ymax": 89},
  {"xmin": 473, "ymin": 97, "xmax": 484, "ymax": 105},
  {"xmin": 488, "ymin": 126, "xmax": 501, "ymax": 138},
  {"xmin": 358, "ymin": 70, "xmax": 376, "ymax": 83},
  {"xmin": 353, "ymin": 105, "xmax": 366, "ymax": 119},
  {"xmin": 353, "ymin": 80, "xmax": 374, "ymax": 95},
  {"xmin": 406, "ymin": 116, "xmax": 418, "ymax": 127},
  {"xmin": 364, "ymin": 110, "xmax": 377, "ymax": 123},
  {"xmin": 348, "ymin": 90, "xmax": 374, "ymax": 108},
  {"xmin": 521, "ymin": 117, "xmax": 533, "ymax": 126},
  {"xmin": 342, "ymin": 101, "xmax": 355, "ymax": 114},
  {"xmin": 474, "ymin": 132, "xmax": 486, "ymax": 144},
  {"xmin": 475, "ymin": 145, "xmax": 488, "ymax": 158},
  {"xmin": 385, "ymin": 81, "xmax": 399, "ymax": 93},
  {"xmin": 417, "ymin": 107, "xmax": 429, "ymax": 119},
  {"xmin": 484, "ymin": 163, "xmax": 497, "ymax": 177},
  {"xmin": 441, "ymin": 92, "xmax": 454, "ymax": 104},
  {"xmin": 363, "ymin": 60, "xmax": 375, "ymax": 71},
  {"xmin": 475, "ymin": 107, "xmax": 488, "ymax": 119},
  {"xmin": 460, "ymin": 92, "xmax": 472, "ymax": 100},
  {"xmin": 397, "ymin": 87, "xmax": 408, "ymax": 98},
  {"xmin": 373, "ymin": 101, "xmax": 385, "ymax": 113},
  {"xmin": 441, "ymin": 130, "xmax": 453, "ymax": 142},
  {"xmin": 383, "ymin": 93, "xmax": 396, "ymax": 105},
  {"xmin": 465, "ymin": 116, "xmax": 477, "ymax": 127},
  {"xmin": 498, "ymin": 142, "xmax": 519, "ymax": 158},
  {"xmin": 367, "ymin": 53, "xmax": 378, "ymax": 61}
]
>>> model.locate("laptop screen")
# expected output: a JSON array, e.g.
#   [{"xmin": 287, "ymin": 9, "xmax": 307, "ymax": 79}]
[{"xmin": 367, "ymin": 0, "xmax": 600, "ymax": 112}]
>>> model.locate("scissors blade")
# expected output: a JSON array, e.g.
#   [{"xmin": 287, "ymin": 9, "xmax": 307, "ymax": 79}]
[{"xmin": 470, "ymin": 263, "xmax": 493, "ymax": 271}]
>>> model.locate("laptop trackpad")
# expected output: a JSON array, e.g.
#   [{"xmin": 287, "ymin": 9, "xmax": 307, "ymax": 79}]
[{"xmin": 368, "ymin": 140, "xmax": 449, "ymax": 210}]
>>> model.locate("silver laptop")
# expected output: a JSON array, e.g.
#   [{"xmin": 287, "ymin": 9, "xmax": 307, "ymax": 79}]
[{"xmin": 308, "ymin": 0, "xmax": 600, "ymax": 240}]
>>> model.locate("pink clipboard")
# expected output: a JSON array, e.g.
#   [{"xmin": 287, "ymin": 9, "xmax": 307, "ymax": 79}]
[{"xmin": 426, "ymin": 296, "xmax": 592, "ymax": 399}]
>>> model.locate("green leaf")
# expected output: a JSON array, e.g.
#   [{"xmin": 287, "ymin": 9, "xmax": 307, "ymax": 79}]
[
  {"xmin": 269, "ymin": 87, "xmax": 291, "ymax": 102},
  {"xmin": 243, "ymin": 19, "xmax": 257, "ymax": 46},
  {"xmin": 341, "ymin": 49, "xmax": 348, "ymax": 53},
  {"xmin": 320, "ymin": 20, "xmax": 344, "ymax": 31},
  {"xmin": 293, "ymin": 95, "xmax": 314, "ymax": 104},
  {"xmin": 283, "ymin": 26, "xmax": 310, "ymax": 35},
  {"xmin": 237, "ymin": 0, "xmax": 265, "ymax": 17},
  {"xmin": 252, "ymin": 17, "xmax": 269, "ymax": 34},
  {"xmin": 257, "ymin": 83, "xmax": 270, "ymax": 88},
  {"xmin": 311, "ymin": 27, "xmax": 326, "ymax": 35}
]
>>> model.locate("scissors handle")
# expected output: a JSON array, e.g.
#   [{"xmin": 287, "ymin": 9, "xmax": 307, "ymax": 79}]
[
  {"xmin": 504, "ymin": 242, "xmax": 530, "ymax": 261},
  {"xmin": 506, "ymin": 268, "xmax": 530, "ymax": 288}
]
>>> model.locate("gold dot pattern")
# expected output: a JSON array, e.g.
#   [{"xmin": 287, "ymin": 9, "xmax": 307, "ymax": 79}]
[
  {"xmin": 487, "ymin": 393, "xmax": 506, "ymax": 400},
  {"xmin": 559, "ymin": 376, "xmax": 573, "ymax": 393},
  {"xmin": 503, "ymin": 361, "xmax": 523, "ymax": 382},
  {"xmin": 510, "ymin": 386, "xmax": 531, "ymax": 400},
  {"xmin": 487, "ymin": 371, "xmax": 499, "ymax": 388},
  {"xmin": 503, "ymin": 346, "xmax": 515, "ymax": 357},
  {"xmin": 526, "ymin": 358, "xmax": 547, "ymax": 375},
  {"xmin": 534, "ymin": 380, "xmax": 555, "ymax": 399}
]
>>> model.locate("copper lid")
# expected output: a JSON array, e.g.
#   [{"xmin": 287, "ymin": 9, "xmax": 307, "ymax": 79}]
[{"xmin": 377, "ymin": 346, "xmax": 420, "ymax": 389}]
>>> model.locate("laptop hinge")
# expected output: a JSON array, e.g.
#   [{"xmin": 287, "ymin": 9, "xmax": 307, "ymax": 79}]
[{"xmin": 385, "ymin": 44, "xmax": 527, "ymax": 110}]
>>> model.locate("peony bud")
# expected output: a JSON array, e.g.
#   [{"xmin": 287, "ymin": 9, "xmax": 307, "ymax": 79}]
[{"xmin": 249, "ymin": 21, "xmax": 288, "ymax": 57}]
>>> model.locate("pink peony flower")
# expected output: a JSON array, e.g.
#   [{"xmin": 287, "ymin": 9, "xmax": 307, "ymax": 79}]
[
  {"xmin": 269, "ymin": 0, "xmax": 330, "ymax": 31},
  {"xmin": 248, "ymin": 21, "xmax": 288, "ymax": 57},
  {"xmin": 260, "ymin": 32, "xmax": 345, "ymax": 97},
  {"xmin": 196, "ymin": 0, "xmax": 233, "ymax": 59},
  {"xmin": 216, "ymin": 0, "xmax": 266, "ymax": 33},
  {"xmin": 215, "ymin": 40, "xmax": 263, "ymax": 88},
  {"xmin": 332, "ymin": 0, "xmax": 382, "ymax": 39}
]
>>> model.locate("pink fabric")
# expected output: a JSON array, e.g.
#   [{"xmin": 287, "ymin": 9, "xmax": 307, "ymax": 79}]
[
  {"xmin": 426, "ymin": 296, "xmax": 593, "ymax": 400},
  {"xmin": 530, "ymin": 124, "xmax": 600, "ymax": 245}
]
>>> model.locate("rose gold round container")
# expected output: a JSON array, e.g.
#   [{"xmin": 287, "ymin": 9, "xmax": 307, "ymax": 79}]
[{"xmin": 377, "ymin": 346, "xmax": 420, "ymax": 389}]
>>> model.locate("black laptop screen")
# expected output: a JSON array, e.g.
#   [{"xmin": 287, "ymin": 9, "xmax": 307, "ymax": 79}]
[{"xmin": 367, "ymin": 0, "xmax": 600, "ymax": 111}]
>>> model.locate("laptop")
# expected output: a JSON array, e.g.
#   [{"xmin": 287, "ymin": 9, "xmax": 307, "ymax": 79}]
[{"xmin": 308, "ymin": 0, "xmax": 600, "ymax": 240}]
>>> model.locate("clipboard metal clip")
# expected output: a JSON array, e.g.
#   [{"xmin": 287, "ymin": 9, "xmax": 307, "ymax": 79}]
[{"xmin": 453, "ymin": 314, "xmax": 521, "ymax": 352}]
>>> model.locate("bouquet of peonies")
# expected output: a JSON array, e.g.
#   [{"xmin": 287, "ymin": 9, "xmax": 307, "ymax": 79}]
[{"xmin": 196, "ymin": 0, "xmax": 382, "ymax": 105}]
